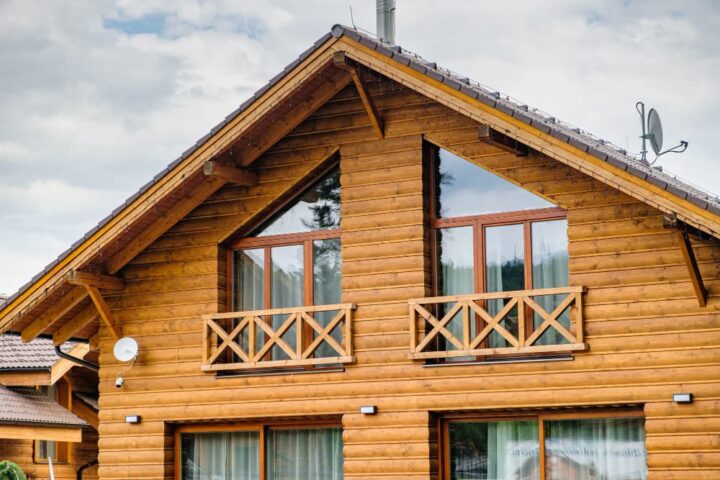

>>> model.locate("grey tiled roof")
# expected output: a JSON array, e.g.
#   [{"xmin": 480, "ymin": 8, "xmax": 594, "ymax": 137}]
[
  {"xmin": 1, "ymin": 25, "xmax": 718, "ymax": 315},
  {"xmin": 0, "ymin": 334, "xmax": 75, "ymax": 370},
  {"xmin": 0, "ymin": 386, "xmax": 87, "ymax": 427}
]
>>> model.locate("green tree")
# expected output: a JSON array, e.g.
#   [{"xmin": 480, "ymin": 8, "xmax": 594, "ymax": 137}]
[{"xmin": 0, "ymin": 461, "xmax": 26, "ymax": 480}]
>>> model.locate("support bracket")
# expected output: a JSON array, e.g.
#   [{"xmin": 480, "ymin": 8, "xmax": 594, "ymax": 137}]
[
  {"xmin": 333, "ymin": 51, "xmax": 384, "ymax": 139},
  {"xmin": 203, "ymin": 161, "xmax": 258, "ymax": 186},
  {"xmin": 84, "ymin": 285, "xmax": 123, "ymax": 340},
  {"xmin": 677, "ymin": 229, "xmax": 707, "ymax": 307}
]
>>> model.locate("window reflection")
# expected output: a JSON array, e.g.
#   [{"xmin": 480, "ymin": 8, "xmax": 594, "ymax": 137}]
[{"xmin": 255, "ymin": 168, "xmax": 340, "ymax": 236}]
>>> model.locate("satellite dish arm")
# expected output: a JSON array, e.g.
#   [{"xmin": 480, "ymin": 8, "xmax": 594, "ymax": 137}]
[{"xmin": 650, "ymin": 140, "xmax": 689, "ymax": 165}]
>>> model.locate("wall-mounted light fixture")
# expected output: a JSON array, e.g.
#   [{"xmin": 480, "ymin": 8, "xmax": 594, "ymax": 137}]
[
  {"xmin": 359, "ymin": 405, "xmax": 377, "ymax": 415},
  {"xmin": 672, "ymin": 393, "xmax": 693, "ymax": 404},
  {"xmin": 125, "ymin": 415, "xmax": 142, "ymax": 424}
]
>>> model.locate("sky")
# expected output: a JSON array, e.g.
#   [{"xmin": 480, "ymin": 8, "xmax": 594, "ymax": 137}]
[{"xmin": 1, "ymin": 0, "xmax": 719, "ymax": 295}]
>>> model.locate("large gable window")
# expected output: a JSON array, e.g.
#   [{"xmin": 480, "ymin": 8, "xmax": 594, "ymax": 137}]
[
  {"xmin": 203, "ymin": 164, "xmax": 352, "ymax": 372},
  {"xmin": 409, "ymin": 145, "xmax": 584, "ymax": 362}
]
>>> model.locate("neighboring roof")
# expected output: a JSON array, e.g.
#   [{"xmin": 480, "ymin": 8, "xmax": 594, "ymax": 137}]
[
  {"xmin": 1, "ymin": 25, "xmax": 718, "ymax": 337},
  {"xmin": 0, "ymin": 334, "xmax": 75, "ymax": 370},
  {"xmin": 0, "ymin": 385, "xmax": 87, "ymax": 427},
  {"xmin": 73, "ymin": 392, "xmax": 99, "ymax": 411}
]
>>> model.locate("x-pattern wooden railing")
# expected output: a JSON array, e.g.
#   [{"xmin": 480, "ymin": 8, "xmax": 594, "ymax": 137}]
[
  {"xmin": 202, "ymin": 303, "xmax": 355, "ymax": 371},
  {"xmin": 409, "ymin": 287, "xmax": 587, "ymax": 360}
]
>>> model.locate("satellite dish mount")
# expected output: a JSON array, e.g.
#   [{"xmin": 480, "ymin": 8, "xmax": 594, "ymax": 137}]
[{"xmin": 636, "ymin": 101, "xmax": 688, "ymax": 165}]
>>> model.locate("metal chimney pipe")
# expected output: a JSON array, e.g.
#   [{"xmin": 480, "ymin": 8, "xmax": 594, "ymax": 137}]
[{"xmin": 377, "ymin": 0, "xmax": 396, "ymax": 44}]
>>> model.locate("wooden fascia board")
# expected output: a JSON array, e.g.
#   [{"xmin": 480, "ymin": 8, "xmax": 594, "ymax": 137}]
[
  {"xmin": 337, "ymin": 37, "xmax": 720, "ymax": 238},
  {"xmin": 0, "ymin": 36, "xmax": 345, "ymax": 332},
  {"xmin": 0, "ymin": 424, "xmax": 83, "ymax": 442},
  {"xmin": 50, "ymin": 343, "xmax": 90, "ymax": 386},
  {"xmin": 0, "ymin": 371, "xmax": 51, "ymax": 387}
]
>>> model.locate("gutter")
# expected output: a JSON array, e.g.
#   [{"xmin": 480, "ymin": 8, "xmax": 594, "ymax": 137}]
[
  {"xmin": 54, "ymin": 345, "xmax": 99, "ymax": 373},
  {"xmin": 77, "ymin": 459, "xmax": 98, "ymax": 480}
]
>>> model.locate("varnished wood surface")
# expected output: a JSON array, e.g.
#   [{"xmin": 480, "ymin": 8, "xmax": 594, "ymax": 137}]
[{"xmin": 37, "ymin": 76, "xmax": 720, "ymax": 479}]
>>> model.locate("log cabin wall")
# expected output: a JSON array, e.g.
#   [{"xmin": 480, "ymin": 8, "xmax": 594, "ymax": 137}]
[{"xmin": 94, "ymin": 75, "xmax": 720, "ymax": 479}]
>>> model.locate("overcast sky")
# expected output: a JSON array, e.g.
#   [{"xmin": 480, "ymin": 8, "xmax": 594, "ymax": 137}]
[{"xmin": 1, "ymin": 0, "xmax": 719, "ymax": 295}]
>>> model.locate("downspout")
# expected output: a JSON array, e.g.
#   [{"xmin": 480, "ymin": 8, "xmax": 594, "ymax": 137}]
[
  {"xmin": 76, "ymin": 459, "xmax": 98, "ymax": 480},
  {"xmin": 54, "ymin": 345, "xmax": 99, "ymax": 372}
]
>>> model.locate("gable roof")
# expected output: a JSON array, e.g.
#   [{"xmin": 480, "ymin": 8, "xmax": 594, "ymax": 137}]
[
  {"xmin": 0, "ymin": 334, "xmax": 75, "ymax": 371},
  {"xmin": 1, "ymin": 24, "xmax": 718, "ymax": 340}
]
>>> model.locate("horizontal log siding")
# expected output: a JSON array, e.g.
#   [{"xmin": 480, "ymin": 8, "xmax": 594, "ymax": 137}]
[{"xmin": 89, "ymin": 78, "xmax": 720, "ymax": 479}]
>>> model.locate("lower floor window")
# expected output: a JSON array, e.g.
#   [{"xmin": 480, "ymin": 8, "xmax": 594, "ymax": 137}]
[
  {"xmin": 179, "ymin": 425, "xmax": 343, "ymax": 480},
  {"xmin": 446, "ymin": 414, "xmax": 646, "ymax": 480}
]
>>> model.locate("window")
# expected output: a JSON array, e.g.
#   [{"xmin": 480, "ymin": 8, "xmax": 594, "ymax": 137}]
[
  {"xmin": 34, "ymin": 381, "xmax": 70, "ymax": 463},
  {"xmin": 444, "ymin": 413, "xmax": 647, "ymax": 480},
  {"xmin": 429, "ymin": 145, "xmax": 569, "ymax": 352},
  {"xmin": 228, "ymin": 165, "xmax": 342, "ymax": 362},
  {"xmin": 177, "ymin": 424, "xmax": 343, "ymax": 480}
]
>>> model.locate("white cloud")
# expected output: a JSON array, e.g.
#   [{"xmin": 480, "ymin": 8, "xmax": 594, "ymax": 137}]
[{"xmin": 0, "ymin": 0, "xmax": 718, "ymax": 294}]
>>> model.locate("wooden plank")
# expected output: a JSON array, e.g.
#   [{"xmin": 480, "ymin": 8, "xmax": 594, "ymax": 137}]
[
  {"xmin": 50, "ymin": 343, "xmax": 90, "ymax": 385},
  {"xmin": 85, "ymin": 285, "xmax": 122, "ymax": 340},
  {"xmin": 0, "ymin": 424, "xmax": 82, "ymax": 442},
  {"xmin": 21, "ymin": 287, "xmax": 88, "ymax": 342},
  {"xmin": 53, "ymin": 304, "xmax": 100, "ymax": 345},
  {"xmin": 677, "ymin": 230, "xmax": 707, "ymax": 307},
  {"xmin": 202, "ymin": 161, "xmax": 258, "ymax": 186},
  {"xmin": 67, "ymin": 270, "xmax": 124, "ymax": 290},
  {"xmin": 333, "ymin": 52, "xmax": 385, "ymax": 140}
]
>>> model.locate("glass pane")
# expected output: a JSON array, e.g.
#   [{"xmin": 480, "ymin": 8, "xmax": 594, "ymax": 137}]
[
  {"xmin": 233, "ymin": 249, "xmax": 265, "ymax": 312},
  {"xmin": 435, "ymin": 227, "xmax": 474, "ymax": 354},
  {"xmin": 271, "ymin": 245, "xmax": 304, "ymax": 360},
  {"xmin": 256, "ymin": 167, "xmax": 340, "ymax": 236},
  {"xmin": 531, "ymin": 220, "xmax": 570, "ymax": 346},
  {"xmin": 313, "ymin": 238, "xmax": 342, "ymax": 358},
  {"xmin": 434, "ymin": 147, "xmax": 553, "ymax": 219},
  {"xmin": 485, "ymin": 224, "xmax": 525, "ymax": 348},
  {"xmin": 267, "ymin": 428, "xmax": 343, "ymax": 480},
  {"xmin": 449, "ymin": 420, "xmax": 540, "ymax": 480},
  {"xmin": 545, "ymin": 417, "xmax": 647, "ymax": 480},
  {"xmin": 181, "ymin": 431, "xmax": 260, "ymax": 480}
]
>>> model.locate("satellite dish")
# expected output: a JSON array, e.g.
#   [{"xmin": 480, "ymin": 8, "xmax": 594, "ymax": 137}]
[
  {"xmin": 647, "ymin": 108, "xmax": 663, "ymax": 155},
  {"xmin": 113, "ymin": 337, "xmax": 138, "ymax": 362}
]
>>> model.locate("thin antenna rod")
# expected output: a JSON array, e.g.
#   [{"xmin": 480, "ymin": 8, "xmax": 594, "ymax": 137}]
[
  {"xmin": 636, "ymin": 101, "xmax": 647, "ymax": 163},
  {"xmin": 349, "ymin": 5, "xmax": 357, "ymax": 30}
]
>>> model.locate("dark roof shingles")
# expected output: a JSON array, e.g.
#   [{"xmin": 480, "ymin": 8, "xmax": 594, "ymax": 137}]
[
  {"xmin": 0, "ymin": 334, "xmax": 75, "ymax": 370},
  {"xmin": 0, "ymin": 386, "xmax": 87, "ymax": 427}
]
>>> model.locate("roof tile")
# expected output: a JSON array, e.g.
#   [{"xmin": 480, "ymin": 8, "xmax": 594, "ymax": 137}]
[{"xmin": 0, "ymin": 386, "xmax": 86, "ymax": 427}]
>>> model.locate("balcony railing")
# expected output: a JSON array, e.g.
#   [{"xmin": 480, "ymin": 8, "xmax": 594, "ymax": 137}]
[
  {"xmin": 408, "ymin": 287, "xmax": 587, "ymax": 360},
  {"xmin": 202, "ymin": 303, "xmax": 355, "ymax": 371}
]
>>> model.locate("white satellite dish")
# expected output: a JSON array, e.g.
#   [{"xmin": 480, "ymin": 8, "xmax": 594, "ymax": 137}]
[
  {"xmin": 647, "ymin": 108, "xmax": 663, "ymax": 155},
  {"xmin": 113, "ymin": 337, "xmax": 138, "ymax": 362}
]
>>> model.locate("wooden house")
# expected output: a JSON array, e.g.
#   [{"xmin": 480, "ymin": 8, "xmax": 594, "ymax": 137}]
[
  {"xmin": 0, "ymin": 334, "xmax": 98, "ymax": 479},
  {"xmin": 0, "ymin": 24, "xmax": 718, "ymax": 479}
]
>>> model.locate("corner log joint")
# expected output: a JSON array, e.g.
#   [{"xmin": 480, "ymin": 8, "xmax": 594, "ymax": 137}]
[
  {"xmin": 333, "ymin": 51, "xmax": 384, "ymax": 139},
  {"xmin": 203, "ymin": 161, "xmax": 258, "ymax": 186}
]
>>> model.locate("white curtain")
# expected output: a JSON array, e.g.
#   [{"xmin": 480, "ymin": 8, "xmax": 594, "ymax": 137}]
[
  {"xmin": 531, "ymin": 220, "xmax": 569, "ymax": 346},
  {"xmin": 181, "ymin": 431, "xmax": 260, "ymax": 480},
  {"xmin": 450, "ymin": 420, "xmax": 539, "ymax": 480},
  {"xmin": 544, "ymin": 418, "xmax": 647, "ymax": 480},
  {"xmin": 267, "ymin": 428, "xmax": 343, "ymax": 480}
]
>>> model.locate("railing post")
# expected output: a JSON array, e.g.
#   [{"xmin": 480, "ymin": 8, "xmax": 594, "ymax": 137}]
[
  {"xmin": 462, "ymin": 302, "xmax": 470, "ymax": 349},
  {"xmin": 574, "ymin": 291, "xmax": 584, "ymax": 344},
  {"xmin": 248, "ymin": 316, "xmax": 256, "ymax": 362},
  {"xmin": 518, "ymin": 296, "xmax": 526, "ymax": 347},
  {"xmin": 409, "ymin": 302, "xmax": 417, "ymax": 354},
  {"xmin": 202, "ymin": 317, "xmax": 210, "ymax": 364},
  {"xmin": 345, "ymin": 306, "xmax": 353, "ymax": 357},
  {"xmin": 296, "ymin": 313, "xmax": 303, "ymax": 360}
]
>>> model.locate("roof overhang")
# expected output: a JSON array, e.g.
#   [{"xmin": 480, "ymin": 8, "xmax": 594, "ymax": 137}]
[
  {"xmin": 0, "ymin": 423, "xmax": 83, "ymax": 442},
  {"xmin": 1, "ymin": 25, "xmax": 718, "ymax": 341}
]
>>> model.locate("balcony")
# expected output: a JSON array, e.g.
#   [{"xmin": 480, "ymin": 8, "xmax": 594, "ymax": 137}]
[
  {"xmin": 202, "ymin": 303, "xmax": 355, "ymax": 371},
  {"xmin": 408, "ymin": 287, "xmax": 587, "ymax": 361}
]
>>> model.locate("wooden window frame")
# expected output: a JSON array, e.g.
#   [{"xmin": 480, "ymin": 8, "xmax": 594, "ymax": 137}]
[
  {"xmin": 427, "ymin": 142, "xmax": 568, "ymax": 350},
  {"xmin": 33, "ymin": 379, "xmax": 71, "ymax": 464},
  {"xmin": 174, "ymin": 421, "xmax": 342, "ymax": 480},
  {"xmin": 439, "ymin": 408, "xmax": 645, "ymax": 480}
]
